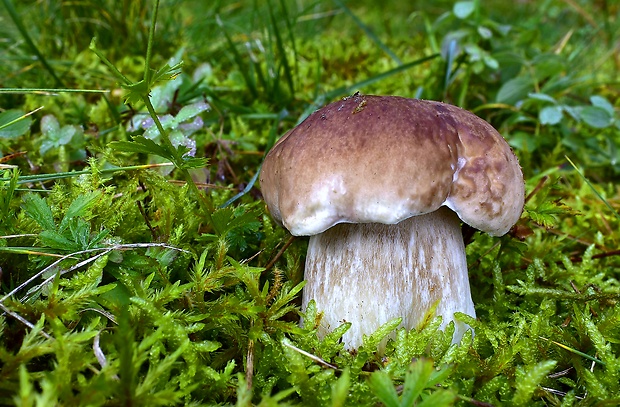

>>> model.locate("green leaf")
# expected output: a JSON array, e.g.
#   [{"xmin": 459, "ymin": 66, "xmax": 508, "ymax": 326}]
[
  {"xmin": 179, "ymin": 156, "xmax": 208, "ymax": 170},
  {"xmin": 527, "ymin": 92, "xmax": 557, "ymax": 104},
  {"xmin": 496, "ymin": 77, "xmax": 533, "ymax": 105},
  {"xmin": 121, "ymin": 79, "xmax": 151, "ymax": 105},
  {"xmin": 477, "ymin": 26, "xmax": 493, "ymax": 40},
  {"xmin": 590, "ymin": 95, "xmax": 614, "ymax": 116},
  {"xmin": 526, "ymin": 199, "xmax": 572, "ymax": 228},
  {"xmin": 579, "ymin": 105, "xmax": 613, "ymax": 128},
  {"xmin": 416, "ymin": 390, "xmax": 456, "ymax": 407},
  {"xmin": 369, "ymin": 371, "xmax": 400, "ymax": 407},
  {"xmin": 331, "ymin": 368, "xmax": 350, "ymax": 407},
  {"xmin": 22, "ymin": 193, "xmax": 56, "ymax": 231},
  {"xmin": 39, "ymin": 115, "xmax": 83, "ymax": 155},
  {"xmin": 40, "ymin": 229, "xmax": 79, "ymax": 251},
  {"xmin": 122, "ymin": 62, "xmax": 184, "ymax": 105},
  {"xmin": 539, "ymin": 105, "xmax": 563, "ymax": 125},
  {"xmin": 0, "ymin": 110, "xmax": 32, "ymax": 139},
  {"xmin": 175, "ymin": 101, "xmax": 210, "ymax": 123},
  {"xmin": 151, "ymin": 62, "xmax": 184, "ymax": 86},
  {"xmin": 110, "ymin": 137, "xmax": 175, "ymax": 161},
  {"xmin": 401, "ymin": 361, "xmax": 434, "ymax": 406},
  {"xmin": 453, "ymin": 1, "xmax": 475, "ymax": 19},
  {"xmin": 40, "ymin": 114, "xmax": 60, "ymax": 136},
  {"xmin": 60, "ymin": 191, "xmax": 102, "ymax": 229}
]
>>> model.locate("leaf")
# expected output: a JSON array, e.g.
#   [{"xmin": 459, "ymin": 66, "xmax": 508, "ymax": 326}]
[
  {"xmin": 40, "ymin": 229, "xmax": 79, "ymax": 251},
  {"xmin": 477, "ymin": 26, "xmax": 493, "ymax": 40},
  {"xmin": 579, "ymin": 106, "xmax": 613, "ymax": 128},
  {"xmin": 210, "ymin": 207, "xmax": 235, "ymax": 236},
  {"xmin": 331, "ymin": 368, "xmax": 350, "ymax": 407},
  {"xmin": 40, "ymin": 140, "xmax": 56, "ymax": 156},
  {"xmin": 60, "ymin": 191, "xmax": 102, "ymax": 228},
  {"xmin": 110, "ymin": 137, "xmax": 175, "ymax": 162},
  {"xmin": 526, "ymin": 199, "xmax": 575, "ymax": 228},
  {"xmin": 39, "ymin": 115, "xmax": 82, "ymax": 155},
  {"xmin": 211, "ymin": 206, "xmax": 260, "ymax": 238},
  {"xmin": 57, "ymin": 126, "xmax": 78, "ymax": 146},
  {"xmin": 0, "ymin": 110, "xmax": 32, "ymax": 139},
  {"xmin": 453, "ymin": 1, "xmax": 475, "ymax": 19},
  {"xmin": 121, "ymin": 80, "xmax": 150, "ymax": 105},
  {"xmin": 144, "ymin": 114, "xmax": 174, "ymax": 139},
  {"xmin": 175, "ymin": 101, "xmax": 210, "ymax": 123},
  {"xmin": 22, "ymin": 193, "xmax": 56, "ymax": 231},
  {"xmin": 527, "ymin": 92, "xmax": 557, "ymax": 104},
  {"xmin": 496, "ymin": 77, "xmax": 533, "ymax": 105},
  {"xmin": 590, "ymin": 95, "xmax": 614, "ymax": 116},
  {"xmin": 401, "ymin": 361, "xmax": 434, "ymax": 406},
  {"xmin": 151, "ymin": 62, "xmax": 184, "ymax": 87},
  {"xmin": 122, "ymin": 62, "xmax": 184, "ymax": 105},
  {"xmin": 539, "ymin": 105, "xmax": 563, "ymax": 125},
  {"xmin": 40, "ymin": 115, "xmax": 60, "ymax": 136},
  {"xmin": 416, "ymin": 390, "xmax": 456, "ymax": 407},
  {"xmin": 179, "ymin": 155, "xmax": 208, "ymax": 170},
  {"xmin": 369, "ymin": 371, "xmax": 400, "ymax": 407}
]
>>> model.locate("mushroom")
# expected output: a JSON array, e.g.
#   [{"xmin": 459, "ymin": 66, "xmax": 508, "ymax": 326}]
[{"xmin": 259, "ymin": 94, "xmax": 524, "ymax": 349}]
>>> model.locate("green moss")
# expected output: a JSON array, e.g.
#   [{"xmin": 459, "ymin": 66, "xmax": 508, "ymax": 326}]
[{"xmin": 0, "ymin": 0, "xmax": 619, "ymax": 405}]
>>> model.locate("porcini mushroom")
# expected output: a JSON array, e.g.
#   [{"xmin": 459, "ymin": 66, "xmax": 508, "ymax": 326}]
[{"xmin": 259, "ymin": 94, "xmax": 524, "ymax": 349}]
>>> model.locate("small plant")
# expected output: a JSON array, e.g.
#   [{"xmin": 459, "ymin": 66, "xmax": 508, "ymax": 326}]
[
  {"xmin": 369, "ymin": 359, "xmax": 456, "ymax": 407},
  {"xmin": 39, "ymin": 114, "xmax": 86, "ymax": 172}
]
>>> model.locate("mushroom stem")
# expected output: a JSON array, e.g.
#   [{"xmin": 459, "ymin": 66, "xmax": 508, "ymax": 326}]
[{"xmin": 302, "ymin": 207, "xmax": 475, "ymax": 350}]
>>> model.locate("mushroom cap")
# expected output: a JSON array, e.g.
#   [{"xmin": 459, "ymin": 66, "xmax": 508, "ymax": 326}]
[{"xmin": 259, "ymin": 95, "xmax": 524, "ymax": 237}]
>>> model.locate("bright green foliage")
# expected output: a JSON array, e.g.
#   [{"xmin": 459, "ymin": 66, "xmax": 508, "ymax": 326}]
[
  {"xmin": 23, "ymin": 191, "xmax": 109, "ymax": 252},
  {"xmin": 369, "ymin": 359, "xmax": 455, "ymax": 407},
  {"xmin": 1, "ymin": 0, "xmax": 619, "ymax": 405}
]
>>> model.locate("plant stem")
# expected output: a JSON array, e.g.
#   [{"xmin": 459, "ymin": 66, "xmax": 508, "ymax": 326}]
[{"xmin": 145, "ymin": 0, "xmax": 160, "ymax": 84}]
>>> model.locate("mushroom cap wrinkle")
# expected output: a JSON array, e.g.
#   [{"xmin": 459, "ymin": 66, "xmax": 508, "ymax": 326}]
[{"xmin": 260, "ymin": 94, "xmax": 524, "ymax": 237}]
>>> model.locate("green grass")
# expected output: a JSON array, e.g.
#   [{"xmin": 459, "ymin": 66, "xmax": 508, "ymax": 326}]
[{"xmin": 0, "ymin": 0, "xmax": 619, "ymax": 405}]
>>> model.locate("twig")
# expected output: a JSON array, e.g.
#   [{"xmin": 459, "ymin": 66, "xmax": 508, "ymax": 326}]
[
  {"xmin": 0, "ymin": 302, "xmax": 51, "ymax": 339},
  {"xmin": 0, "ymin": 243, "xmax": 190, "ymax": 339},
  {"xmin": 264, "ymin": 235, "xmax": 296, "ymax": 272},
  {"xmin": 525, "ymin": 175, "xmax": 548, "ymax": 204},
  {"xmin": 246, "ymin": 338, "xmax": 254, "ymax": 390},
  {"xmin": 541, "ymin": 387, "xmax": 585, "ymax": 400},
  {"xmin": 282, "ymin": 339, "xmax": 338, "ymax": 370},
  {"xmin": 136, "ymin": 200, "xmax": 157, "ymax": 240}
]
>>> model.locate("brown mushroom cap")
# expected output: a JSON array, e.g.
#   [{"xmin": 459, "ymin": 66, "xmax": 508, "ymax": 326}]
[{"xmin": 260, "ymin": 95, "xmax": 524, "ymax": 237}]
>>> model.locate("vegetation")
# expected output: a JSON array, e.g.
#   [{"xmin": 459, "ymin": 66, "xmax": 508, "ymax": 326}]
[{"xmin": 0, "ymin": 0, "xmax": 619, "ymax": 405}]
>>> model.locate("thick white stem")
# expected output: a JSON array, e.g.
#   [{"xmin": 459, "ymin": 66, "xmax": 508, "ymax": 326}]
[{"xmin": 302, "ymin": 207, "xmax": 475, "ymax": 350}]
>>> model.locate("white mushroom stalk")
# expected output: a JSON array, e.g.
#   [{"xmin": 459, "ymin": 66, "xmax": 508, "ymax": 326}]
[
  {"xmin": 259, "ymin": 95, "xmax": 524, "ymax": 351},
  {"xmin": 304, "ymin": 208, "xmax": 474, "ymax": 349}
]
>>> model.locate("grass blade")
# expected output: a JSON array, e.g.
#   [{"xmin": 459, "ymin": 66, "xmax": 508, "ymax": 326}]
[
  {"xmin": 0, "ymin": 163, "xmax": 175, "ymax": 185},
  {"xmin": 333, "ymin": 0, "xmax": 402, "ymax": 65},
  {"xmin": 0, "ymin": 88, "xmax": 109, "ymax": 94},
  {"xmin": 298, "ymin": 54, "xmax": 439, "ymax": 123},
  {"xmin": 2, "ymin": 0, "xmax": 63, "ymax": 86},
  {"xmin": 217, "ymin": 15, "xmax": 258, "ymax": 98},
  {"xmin": 267, "ymin": 0, "xmax": 295, "ymax": 97},
  {"xmin": 565, "ymin": 156, "xmax": 620, "ymax": 222},
  {"xmin": 539, "ymin": 336, "xmax": 605, "ymax": 366}
]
